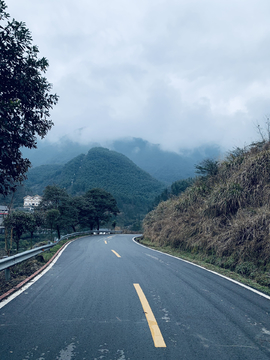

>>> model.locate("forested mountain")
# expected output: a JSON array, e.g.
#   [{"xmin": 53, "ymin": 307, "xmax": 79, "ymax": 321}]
[
  {"xmin": 22, "ymin": 137, "xmax": 221, "ymax": 184},
  {"xmin": 25, "ymin": 164, "xmax": 63, "ymax": 191},
  {"xmin": 24, "ymin": 148, "xmax": 165, "ymax": 227}
]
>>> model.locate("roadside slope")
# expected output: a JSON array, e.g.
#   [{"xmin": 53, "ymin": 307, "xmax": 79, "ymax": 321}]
[{"xmin": 143, "ymin": 142, "xmax": 270, "ymax": 289}]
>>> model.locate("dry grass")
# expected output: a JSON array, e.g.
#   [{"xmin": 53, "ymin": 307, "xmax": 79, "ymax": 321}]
[{"xmin": 143, "ymin": 142, "xmax": 270, "ymax": 288}]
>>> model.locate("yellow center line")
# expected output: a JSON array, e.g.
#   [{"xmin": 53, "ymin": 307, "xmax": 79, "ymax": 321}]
[
  {"xmin": 134, "ymin": 283, "xmax": 166, "ymax": 348},
  {"xmin": 111, "ymin": 250, "xmax": 121, "ymax": 258},
  {"xmin": 105, "ymin": 240, "xmax": 107, "ymax": 244}
]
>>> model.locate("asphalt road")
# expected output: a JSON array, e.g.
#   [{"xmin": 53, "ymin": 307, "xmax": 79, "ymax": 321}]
[{"xmin": 1, "ymin": 234, "xmax": 270, "ymax": 359}]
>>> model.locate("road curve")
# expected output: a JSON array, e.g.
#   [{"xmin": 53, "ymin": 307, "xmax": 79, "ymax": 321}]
[{"xmin": 1, "ymin": 234, "xmax": 270, "ymax": 359}]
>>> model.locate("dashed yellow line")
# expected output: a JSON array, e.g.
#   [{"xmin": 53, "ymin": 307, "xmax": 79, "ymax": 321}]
[
  {"xmin": 134, "ymin": 283, "xmax": 166, "ymax": 348},
  {"xmin": 111, "ymin": 250, "xmax": 121, "ymax": 258},
  {"xmin": 105, "ymin": 240, "xmax": 107, "ymax": 244}
]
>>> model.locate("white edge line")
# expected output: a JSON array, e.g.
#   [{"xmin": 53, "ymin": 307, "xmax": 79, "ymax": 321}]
[
  {"xmin": 132, "ymin": 237, "xmax": 270, "ymax": 301},
  {"xmin": 0, "ymin": 241, "xmax": 73, "ymax": 309}
]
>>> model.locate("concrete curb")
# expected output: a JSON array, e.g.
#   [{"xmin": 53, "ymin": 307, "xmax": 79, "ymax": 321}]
[{"xmin": 0, "ymin": 240, "xmax": 71, "ymax": 302}]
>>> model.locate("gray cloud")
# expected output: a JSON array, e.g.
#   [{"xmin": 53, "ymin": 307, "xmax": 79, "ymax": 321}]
[{"xmin": 6, "ymin": 0, "xmax": 270, "ymax": 152}]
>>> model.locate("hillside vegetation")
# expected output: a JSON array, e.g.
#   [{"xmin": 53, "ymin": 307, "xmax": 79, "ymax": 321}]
[
  {"xmin": 143, "ymin": 142, "xmax": 270, "ymax": 287},
  {"xmin": 22, "ymin": 137, "xmax": 220, "ymax": 184},
  {"xmin": 25, "ymin": 147, "xmax": 165, "ymax": 227}
]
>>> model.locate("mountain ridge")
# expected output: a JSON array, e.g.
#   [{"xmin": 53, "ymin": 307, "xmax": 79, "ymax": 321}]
[
  {"xmin": 25, "ymin": 147, "xmax": 165, "ymax": 227},
  {"xmin": 22, "ymin": 137, "xmax": 221, "ymax": 184}
]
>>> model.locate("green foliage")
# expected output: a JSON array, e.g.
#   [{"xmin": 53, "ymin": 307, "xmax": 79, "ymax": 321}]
[
  {"xmin": 69, "ymin": 195, "xmax": 95, "ymax": 230},
  {"xmin": 195, "ymin": 158, "xmax": 219, "ymax": 177},
  {"xmin": 41, "ymin": 185, "xmax": 69, "ymax": 209},
  {"xmin": 152, "ymin": 178, "xmax": 194, "ymax": 208},
  {"xmin": 24, "ymin": 165, "xmax": 63, "ymax": 194},
  {"xmin": 26, "ymin": 213, "xmax": 36, "ymax": 249},
  {"xmin": 84, "ymin": 188, "xmax": 119, "ymax": 230},
  {"xmin": 171, "ymin": 178, "xmax": 194, "ymax": 196},
  {"xmin": 59, "ymin": 197, "xmax": 80, "ymax": 232},
  {"xmin": 4, "ymin": 211, "xmax": 34, "ymax": 252},
  {"xmin": 41, "ymin": 186, "xmax": 70, "ymax": 237},
  {"xmin": 33, "ymin": 211, "xmax": 45, "ymax": 228},
  {"xmin": 22, "ymin": 138, "xmax": 221, "ymax": 184},
  {"xmin": 41, "ymin": 238, "xmax": 70, "ymax": 262},
  {"xmin": 39, "ymin": 185, "xmax": 119, "ymax": 234},
  {"xmin": 25, "ymin": 148, "xmax": 165, "ymax": 226},
  {"xmin": 0, "ymin": 1, "xmax": 58, "ymax": 196},
  {"xmin": 46, "ymin": 209, "xmax": 60, "ymax": 241}
]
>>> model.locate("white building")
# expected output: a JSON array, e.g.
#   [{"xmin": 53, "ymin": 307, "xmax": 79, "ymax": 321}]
[{"xmin": 23, "ymin": 195, "xmax": 43, "ymax": 208}]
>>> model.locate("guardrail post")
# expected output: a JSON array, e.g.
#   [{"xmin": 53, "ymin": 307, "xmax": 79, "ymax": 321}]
[{"xmin": 5, "ymin": 268, "xmax": 10, "ymax": 281}]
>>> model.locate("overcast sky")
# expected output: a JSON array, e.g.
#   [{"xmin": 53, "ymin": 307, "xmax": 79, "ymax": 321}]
[{"xmin": 5, "ymin": 0, "xmax": 270, "ymax": 152}]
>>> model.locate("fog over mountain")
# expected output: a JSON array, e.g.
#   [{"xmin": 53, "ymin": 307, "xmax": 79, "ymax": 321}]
[{"xmin": 22, "ymin": 137, "xmax": 221, "ymax": 184}]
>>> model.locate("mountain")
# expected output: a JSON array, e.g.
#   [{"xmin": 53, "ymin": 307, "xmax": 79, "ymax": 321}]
[
  {"xmin": 21, "ymin": 138, "xmax": 99, "ymax": 167},
  {"xmin": 25, "ymin": 164, "xmax": 63, "ymax": 192},
  {"xmin": 111, "ymin": 138, "xmax": 221, "ymax": 183},
  {"xmin": 21, "ymin": 137, "xmax": 221, "ymax": 184},
  {"xmin": 25, "ymin": 147, "xmax": 165, "ymax": 227}
]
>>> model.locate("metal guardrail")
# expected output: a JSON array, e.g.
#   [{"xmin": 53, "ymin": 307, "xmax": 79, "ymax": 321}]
[
  {"xmin": 0, "ymin": 229, "xmax": 122, "ymax": 280},
  {"xmin": 0, "ymin": 243, "xmax": 56, "ymax": 272}
]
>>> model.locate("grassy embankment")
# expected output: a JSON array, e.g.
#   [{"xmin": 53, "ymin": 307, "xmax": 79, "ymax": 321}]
[{"xmin": 143, "ymin": 142, "xmax": 270, "ymax": 296}]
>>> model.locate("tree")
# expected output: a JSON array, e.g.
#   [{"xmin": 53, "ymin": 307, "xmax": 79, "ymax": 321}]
[
  {"xmin": 171, "ymin": 178, "xmax": 194, "ymax": 197},
  {"xmin": 59, "ymin": 196, "xmax": 80, "ymax": 233},
  {"xmin": 78, "ymin": 199, "xmax": 96, "ymax": 230},
  {"xmin": 84, "ymin": 188, "xmax": 119, "ymax": 230},
  {"xmin": 3, "ymin": 211, "xmax": 32, "ymax": 252},
  {"xmin": 0, "ymin": 1, "xmax": 58, "ymax": 196},
  {"xmin": 61, "ymin": 195, "xmax": 97, "ymax": 232},
  {"xmin": 33, "ymin": 210, "xmax": 45, "ymax": 228},
  {"xmin": 41, "ymin": 185, "xmax": 68, "ymax": 210},
  {"xmin": 26, "ymin": 213, "xmax": 36, "ymax": 249},
  {"xmin": 195, "ymin": 159, "xmax": 219, "ymax": 177},
  {"xmin": 40, "ymin": 185, "xmax": 69, "ymax": 236},
  {"xmin": 26, "ymin": 211, "xmax": 45, "ymax": 248},
  {"xmin": 151, "ymin": 178, "xmax": 194, "ymax": 209},
  {"xmin": 46, "ymin": 209, "xmax": 60, "ymax": 241}
]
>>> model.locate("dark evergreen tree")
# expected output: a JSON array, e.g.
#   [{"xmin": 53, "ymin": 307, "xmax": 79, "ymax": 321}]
[{"xmin": 84, "ymin": 188, "xmax": 119, "ymax": 230}]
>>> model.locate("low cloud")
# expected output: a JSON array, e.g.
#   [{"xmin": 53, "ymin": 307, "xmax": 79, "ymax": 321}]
[{"xmin": 6, "ymin": 0, "xmax": 270, "ymax": 152}]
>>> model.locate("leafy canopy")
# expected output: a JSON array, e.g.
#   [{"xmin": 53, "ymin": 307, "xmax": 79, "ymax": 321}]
[
  {"xmin": 39, "ymin": 185, "xmax": 119, "ymax": 234},
  {"xmin": 4, "ymin": 211, "xmax": 34, "ymax": 252},
  {"xmin": 84, "ymin": 188, "xmax": 119, "ymax": 230},
  {"xmin": 41, "ymin": 185, "xmax": 69, "ymax": 209},
  {"xmin": 0, "ymin": 1, "xmax": 58, "ymax": 195}
]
